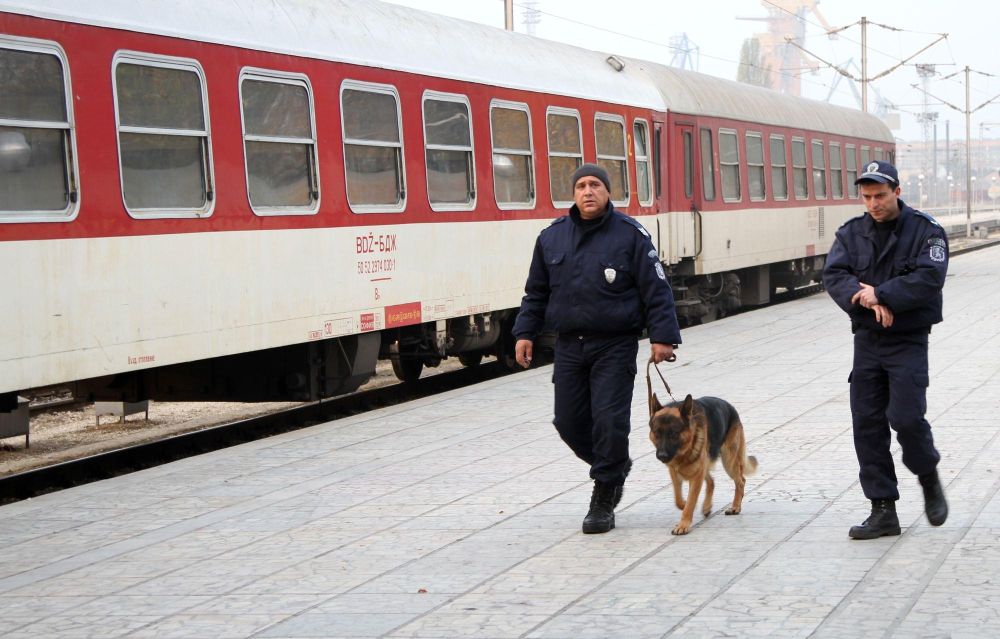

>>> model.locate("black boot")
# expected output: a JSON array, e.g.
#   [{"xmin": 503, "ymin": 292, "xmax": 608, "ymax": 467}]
[
  {"xmin": 613, "ymin": 459, "xmax": 633, "ymax": 508},
  {"xmin": 849, "ymin": 498, "xmax": 901, "ymax": 539},
  {"xmin": 582, "ymin": 481, "xmax": 617, "ymax": 534},
  {"xmin": 919, "ymin": 471, "xmax": 948, "ymax": 526}
]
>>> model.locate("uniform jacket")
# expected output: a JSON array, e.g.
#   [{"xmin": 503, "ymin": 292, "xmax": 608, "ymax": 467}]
[
  {"xmin": 823, "ymin": 198, "xmax": 948, "ymax": 333},
  {"xmin": 512, "ymin": 203, "xmax": 682, "ymax": 345}
]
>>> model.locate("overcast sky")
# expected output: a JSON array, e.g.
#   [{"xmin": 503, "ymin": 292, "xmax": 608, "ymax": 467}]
[{"xmin": 382, "ymin": 0, "xmax": 1000, "ymax": 143}]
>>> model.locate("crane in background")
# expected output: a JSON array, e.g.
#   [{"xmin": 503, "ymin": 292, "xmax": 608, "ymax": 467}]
[{"xmin": 737, "ymin": 0, "xmax": 834, "ymax": 95}]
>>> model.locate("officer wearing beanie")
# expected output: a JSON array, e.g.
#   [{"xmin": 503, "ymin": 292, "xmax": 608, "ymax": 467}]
[
  {"xmin": 823, "ymin": 159, "xmax": 949, "ymax": 539},
  {"xmin": 512, "ymin": 163, "xmax": 681, "ymax": 534}
]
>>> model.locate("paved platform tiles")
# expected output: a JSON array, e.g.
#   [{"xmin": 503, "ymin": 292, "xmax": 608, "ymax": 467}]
[{"xmin": 1, "ymin": 246, "xmax": 999, "ymax": 638}]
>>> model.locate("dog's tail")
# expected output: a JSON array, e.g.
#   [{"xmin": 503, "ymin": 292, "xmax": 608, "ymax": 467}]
[{"xmin": 745, "ymin": 455, "xmax": 759, "ymax": 476}]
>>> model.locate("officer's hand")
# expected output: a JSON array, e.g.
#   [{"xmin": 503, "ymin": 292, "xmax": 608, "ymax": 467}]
[
  {"xmin": 515, "ymin": 339, "xmax": 534, "ymax": 369},
  {"xmin": 851, "ymin": 283, "xmax": 879, "ymax": 309},
  {"xmin": 651, "ymin": 343, "xmax": 675, "ymax": 364},
  {"xmin": 873, "ymin": 304, "xmax": 894, "ymax": 328}
]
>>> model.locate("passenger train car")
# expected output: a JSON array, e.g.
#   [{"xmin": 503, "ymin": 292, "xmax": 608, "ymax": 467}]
[{"xmin": 0, "ymin": 0, "xmax": 893, "ymax": 407}]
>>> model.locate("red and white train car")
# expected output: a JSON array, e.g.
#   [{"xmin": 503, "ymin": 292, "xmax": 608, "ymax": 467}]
[{"xmin": 0, "ymin": 0, "xmax": 893, "ymax": 406}]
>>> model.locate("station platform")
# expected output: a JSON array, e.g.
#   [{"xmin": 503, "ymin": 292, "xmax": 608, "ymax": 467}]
[
  {"xmin": 1, "ymin": 247, "xmax": 998, "ymax": 639},
  {"xmin": 928, "ymin": 206, "xmax": 1000, "ymax": 238}
]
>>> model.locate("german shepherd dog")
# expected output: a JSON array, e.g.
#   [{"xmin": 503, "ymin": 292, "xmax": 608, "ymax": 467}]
[{"xmin": 648, "ymin": 394, "xmax": 758, "ymax": 535}]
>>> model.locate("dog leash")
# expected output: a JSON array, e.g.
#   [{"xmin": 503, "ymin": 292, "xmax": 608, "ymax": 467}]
[{"xmin": 646, "ymin": 355, "xmax": 678, "ymax": 418}]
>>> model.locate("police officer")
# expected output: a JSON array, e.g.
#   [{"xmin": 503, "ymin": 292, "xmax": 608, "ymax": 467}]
[
  {"xmin": 513, "ymin": 163, "xmax": 681, "ymax": 534},
  {"xmin": 823, "ymin": 159, "xmax": 949, "ymax": 539}
]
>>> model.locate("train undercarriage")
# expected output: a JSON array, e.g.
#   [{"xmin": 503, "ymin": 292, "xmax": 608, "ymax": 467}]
[{"xmin": 669, "ymin": 256, "xmax": 826, "ymax": 325}]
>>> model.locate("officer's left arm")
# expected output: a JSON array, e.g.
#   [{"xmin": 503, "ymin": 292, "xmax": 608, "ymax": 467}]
[
  {"xmin": 874, "ymin": 226, "xmax": 949, "ymax": 313},
  {"xmin": 631, "ymin": 231, "xmax": 682, "ymax": 346}
]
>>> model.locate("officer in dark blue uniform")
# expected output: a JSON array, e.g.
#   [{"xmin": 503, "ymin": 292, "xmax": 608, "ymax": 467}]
[
  {"xmin": 823, "ymin": 159, "xmax": 949, "ymax": 539},
  {"xmin": 513, "ymin": 163, "xmax": 681, "ymax": 534}
]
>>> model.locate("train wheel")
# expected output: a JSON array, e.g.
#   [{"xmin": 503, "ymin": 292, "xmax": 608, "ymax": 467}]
[
  {"xmin": 389, "ymin": 343, "xmax": 422, "ymax": 382},
  {"xmin": 700, "ymin": 301, "xmax": 719, "ymax": 324},
  {"xmin": 458, "ymin": 352, "xmax": 484, "ymax": 367}
]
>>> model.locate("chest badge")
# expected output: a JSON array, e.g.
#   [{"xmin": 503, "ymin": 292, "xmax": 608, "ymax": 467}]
[{"xmin": 604, "ymin": 268, "xmax": 617, "ymax": 284}]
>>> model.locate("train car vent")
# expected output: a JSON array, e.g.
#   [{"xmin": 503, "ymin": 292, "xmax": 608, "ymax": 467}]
[{"xmin": 818, "ymin": 207, "xmax": 825, "ymax": 238}]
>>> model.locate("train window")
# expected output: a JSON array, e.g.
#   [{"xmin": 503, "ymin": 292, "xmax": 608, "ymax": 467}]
[
  {"xmin": 745, "ymin": 133, "xmax": 765, "ymax": 201},
  {"xmin": 546, "ymin": 108, "xmax": 582, "ymax": 206},
  {"xmin": 791, "ymin": 137, "xmax": 808, "ymax": 200},
  {"xmin": 653, "ymin": 126, "xmax": 663, "ymax": 198},
  {"xmin": 860, "ymin": 145, "xmax": 871, "ymax": 168},
  {"xmin": 699, "ymin": 128, "xmax": 716, "ymax": 201},
  {"xmin": 633, "ymin": 119, "xmax": 653, "ymax": 206},
  {"xmin": 874, "ymin": 146, "xmax": 883, "ymax": 161},
  {"xmin": 341, "ymin": 82, "xmax": 405, "ymax": 212},
  {"xmin": 719, "ymin": 129, "xmax": 740, "ymax": 202},
  {"xmin": 0, "ymin": 38, "xmax": 78, "ymax": 222},
  {"xmin": 113, "ymin": 54, "xmax": 213, "ymax": 218},
  {"xmin": 811, "ymin": 140, "xmax": 827, "ymax": 199},
  {"xmin": 490, "ymin": 100, "xmax": 534, "ymax": 208},
  {"xmin": 240, "ymin": 70, "xmax": 318, "ymax": 215},
  {"xmin": 845, "ymin": 144, "xmax": 858, "ymax": 197},
  {"xmin": 423, "ymin": 92, "xmax": 475, "ymax": 210},
  {"xmin": 595, "ymin": 114, "xmax": 629, "ymax": 205},
  {"xmin": 769, "ymin": 135, "xmax": 788, "ymax": 200},
  {"xmin": 829, "ymin": 143, "xmax": 843, "ymax": 199},
  {"xmin": 683, "ymin": 131, "xmax": 693, "ymax": 198}
]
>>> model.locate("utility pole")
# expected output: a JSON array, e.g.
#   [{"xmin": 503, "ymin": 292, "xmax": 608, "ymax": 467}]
[
  {"xmin": 933, "ymin": 122, "xmax": 938, "ymax": 205},
  {"xmin": 966, "ymin": 66, "xmax": 971, "ymax": 232},
  {"xmin": 787, "ymin": 18, "xmax": 946, "ymax": 114},
  {"xmin": 912, "ymin": 68, "xmax": 1000, "ymax": 237},
  {"xmin": 860, "ymin": 17, "xmax": 867, "ymax": 113}
]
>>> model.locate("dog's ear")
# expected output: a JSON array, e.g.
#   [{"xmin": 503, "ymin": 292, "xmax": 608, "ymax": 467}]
[
  {"xmin": 651, "ymin": 394, "xmax": 663, "ymax": 415},
  {"xmin": 681, "ymin": 394, "xmax": 694, "ymax": 417}
]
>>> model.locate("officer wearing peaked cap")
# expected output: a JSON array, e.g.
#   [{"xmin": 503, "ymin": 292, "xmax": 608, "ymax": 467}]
[
  {"xmin": 512, "ymin": 163, "xmax": 682, "ymax": 534},
  {"xmin": 823, "ymin": 159, "xmax": 949, "ymax": 539}
]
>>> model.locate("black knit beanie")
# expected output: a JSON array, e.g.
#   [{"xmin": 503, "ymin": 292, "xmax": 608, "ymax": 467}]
[{"xmin": 571, "ymin": 163, "xmax": 611, "ymax": 192}]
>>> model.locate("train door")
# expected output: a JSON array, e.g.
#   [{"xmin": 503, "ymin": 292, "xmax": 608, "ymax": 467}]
[{"xmin": 665, "ymin": 122, "xmax": 700, "ymax": 263}]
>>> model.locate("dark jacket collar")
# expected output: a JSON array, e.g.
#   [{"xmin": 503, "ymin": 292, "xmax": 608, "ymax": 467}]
[{"xmin": 569, "ymin": 201, "xmax": 613, "ymax": 227}]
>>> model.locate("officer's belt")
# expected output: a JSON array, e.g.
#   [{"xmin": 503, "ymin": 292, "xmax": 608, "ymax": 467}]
[{"xmin": 852, "ymin": 321, "xmax": 931, "ymax": 336}]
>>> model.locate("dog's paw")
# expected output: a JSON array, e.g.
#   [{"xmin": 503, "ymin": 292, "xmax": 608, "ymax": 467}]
[
  {"xmin": 671, "ymin": 521, "xmax": 692, "ymax": 535},
  {"xmin": 724, "ymin": 507, "xmax": 741, "ymax": 515}
]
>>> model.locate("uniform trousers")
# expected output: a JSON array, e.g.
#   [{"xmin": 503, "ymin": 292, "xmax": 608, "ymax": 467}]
[
  {"xmin": 850, "ymin": 327, "xmax": 940, "ymax": 500},
  {"xmin": 552, "ymin": 333, "xmax": 638, "ymax": 485}
]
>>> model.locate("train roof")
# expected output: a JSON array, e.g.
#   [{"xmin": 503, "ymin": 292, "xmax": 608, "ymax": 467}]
[
  {"xmin": 629, "ymin": 60, "xmax": 894, "ymax": 142},
  {"xmin": 1, "ymin": 0, "xmax": 892, "ymax": 143}
]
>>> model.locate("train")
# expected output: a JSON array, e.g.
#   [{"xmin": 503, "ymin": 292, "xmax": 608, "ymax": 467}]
[{"xmin": 0, "ymin": 0, "xmax": 894, "ymax": 409}]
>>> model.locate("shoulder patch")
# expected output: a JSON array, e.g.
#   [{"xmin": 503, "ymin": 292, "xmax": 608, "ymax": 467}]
[
  {"xmin": 913, "ymin": 210, "xmax": 941, "ymax": 227},
  {"xmin": 927, "ymin": 237, "xmax": 946, "ymax": 248},
  {"xmin": 620, "ymin": 215, "xmax": 650, "ymax": 238}
]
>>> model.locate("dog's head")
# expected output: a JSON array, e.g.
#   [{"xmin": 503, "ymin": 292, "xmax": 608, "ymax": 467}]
[{"xmin": 648, "ymin": 393, "xmax": 697, "ymax": 464}]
